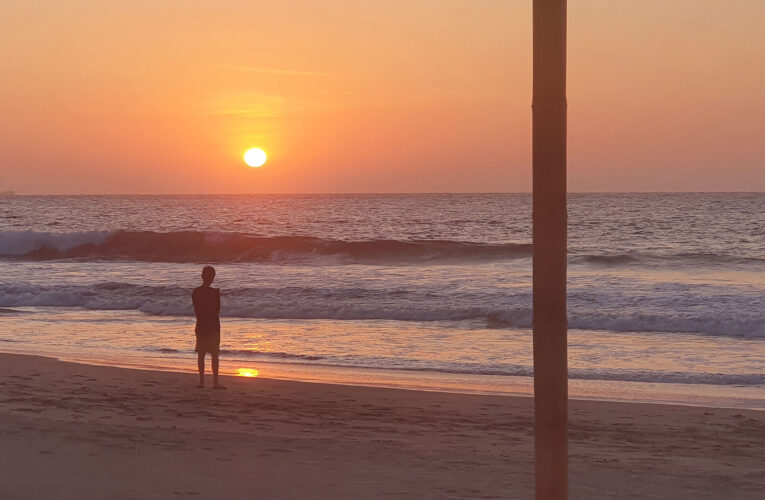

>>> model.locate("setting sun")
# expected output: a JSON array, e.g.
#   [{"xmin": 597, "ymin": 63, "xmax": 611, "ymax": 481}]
[{"xmin": 244, "ymin": 148, "xmax": 267, "ymax": 168}]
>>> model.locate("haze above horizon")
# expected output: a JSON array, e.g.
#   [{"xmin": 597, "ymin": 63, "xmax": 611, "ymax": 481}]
[{"xmin": 2, "ymin": 0, "xmax": 764, "ymax": 194}]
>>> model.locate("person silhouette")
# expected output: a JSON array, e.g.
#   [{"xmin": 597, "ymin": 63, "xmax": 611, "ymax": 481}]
[{"xmin": 192, "ymin": 266, "xmax": 224, "ymax": 389}]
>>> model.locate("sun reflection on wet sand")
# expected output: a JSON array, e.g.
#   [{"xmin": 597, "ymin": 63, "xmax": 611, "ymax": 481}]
[{"xmin": 237, "ymin": 367, "xmax": 260, "ymax": 377}]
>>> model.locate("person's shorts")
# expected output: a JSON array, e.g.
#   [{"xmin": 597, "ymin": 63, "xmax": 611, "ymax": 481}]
[{"xmin": 195, "ymin": 334, "xmax": 220, "ymax": 354}]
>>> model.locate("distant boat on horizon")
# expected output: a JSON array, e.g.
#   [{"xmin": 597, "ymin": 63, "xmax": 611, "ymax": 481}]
[{"xmin": 0, "ymin": 190, "xmax": 15, "ymax": 196}]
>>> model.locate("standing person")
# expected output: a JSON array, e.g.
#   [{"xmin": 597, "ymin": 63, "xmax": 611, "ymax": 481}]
[{"xmin": 192, "ymin": 266, "xmax": 224, "ymax": 389}]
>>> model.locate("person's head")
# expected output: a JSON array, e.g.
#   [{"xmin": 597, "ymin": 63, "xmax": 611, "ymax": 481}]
[{"xmin": 201, "ymin": 266, "xmax": 216, "ymax": 285}]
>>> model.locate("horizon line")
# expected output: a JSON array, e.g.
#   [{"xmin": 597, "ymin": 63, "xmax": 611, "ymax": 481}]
[{"xmin": 5, "ymin": 191, "xmax": 764, "ymax": 196}]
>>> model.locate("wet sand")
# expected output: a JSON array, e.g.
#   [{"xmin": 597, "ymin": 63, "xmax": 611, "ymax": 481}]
[{"xmin": 0, "ymin": 353, "xmax": 762, "ymax": 499}]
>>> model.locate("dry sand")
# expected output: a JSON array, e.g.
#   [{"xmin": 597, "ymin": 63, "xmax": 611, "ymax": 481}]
[{"xmin": 0, "ymin": 353, "xmax": 762, "ymax": 499}]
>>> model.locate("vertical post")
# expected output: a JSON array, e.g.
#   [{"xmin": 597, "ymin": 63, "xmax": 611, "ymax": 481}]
[{"xmin": 532, "ymin": 0, "xmax": 568, "ymax": 499}]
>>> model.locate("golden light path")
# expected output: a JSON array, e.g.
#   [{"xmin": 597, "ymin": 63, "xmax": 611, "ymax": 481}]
[
  {"xmin": 237, "ymin": 368, "xmax": 260, "ymax": 377},
  {"xmin": 244, "ymin": 148, "xmax": 267, "ymax": 167}
]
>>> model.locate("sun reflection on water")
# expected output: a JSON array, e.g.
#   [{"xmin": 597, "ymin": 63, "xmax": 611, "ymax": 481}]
[{"xmin": 237, "ymin": 368, "xmax": 260, "ymax": 378}]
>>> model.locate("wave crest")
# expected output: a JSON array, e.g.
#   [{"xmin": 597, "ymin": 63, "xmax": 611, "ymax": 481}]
[{"xmin": 0, "ymin": 230, "xmax": 532, "ymax": 264}]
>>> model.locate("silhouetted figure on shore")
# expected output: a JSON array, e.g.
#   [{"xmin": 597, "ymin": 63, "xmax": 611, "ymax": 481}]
[{"xmin": 193, "ymin": 266, "xmax": 224, "ymax": 389}]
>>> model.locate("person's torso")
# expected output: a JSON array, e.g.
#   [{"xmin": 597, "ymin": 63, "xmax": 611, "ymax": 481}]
[{"xmin": 193, "ymin": 286, "xmax": 220, "ymax": 335}]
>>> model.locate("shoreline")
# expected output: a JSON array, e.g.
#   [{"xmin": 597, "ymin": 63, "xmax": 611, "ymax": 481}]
[
  {"xmin": 3, "ymin": 346, "xmax": 763, "ymax": 411},
  {"xmin": 2, "ymin": 352, "xmax": 764, "ymax": 498}
]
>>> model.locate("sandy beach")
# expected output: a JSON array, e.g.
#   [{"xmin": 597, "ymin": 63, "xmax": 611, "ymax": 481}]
[{"xmin": 0, "ymin": 353, "xmax": 762, "ymax": 499}]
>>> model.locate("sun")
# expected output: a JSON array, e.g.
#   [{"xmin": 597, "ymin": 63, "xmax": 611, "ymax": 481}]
[{"xmin": 244, "ymin": 148, "xmax": 267, "ymax": 167}]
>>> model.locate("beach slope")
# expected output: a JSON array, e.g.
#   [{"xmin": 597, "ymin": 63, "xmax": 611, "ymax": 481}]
[{"xmin": 0, "ymin": 353, "xmax": 762, "ymax": 499}]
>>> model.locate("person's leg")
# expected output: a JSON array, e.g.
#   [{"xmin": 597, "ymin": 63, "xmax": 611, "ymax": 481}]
[
  {"xmin": 197, "ymin": 352, "xmax": 206, "ymax": 387},
  {"xmin": 212, "ymin": 352, "xmax": 224, "ymax": 388}
]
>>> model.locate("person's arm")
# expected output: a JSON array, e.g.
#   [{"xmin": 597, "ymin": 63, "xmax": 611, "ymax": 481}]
[
  {"xmin": 215, "ymin": 288, "xmax": 221, "ymax": 315},
  {"xmin": 192, "ymin": 289, "xmax": 199, "ymax": 316}
]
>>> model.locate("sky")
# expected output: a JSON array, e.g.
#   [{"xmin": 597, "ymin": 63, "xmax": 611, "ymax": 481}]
[{"xmin": 1, "ymin": 0, "xmax": 764, "ymax": 194}]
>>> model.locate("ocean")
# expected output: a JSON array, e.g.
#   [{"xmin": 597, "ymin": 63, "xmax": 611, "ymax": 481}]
[{"xmin": 1, "ymin": 193, "xmax": 763, "ymax": 408}]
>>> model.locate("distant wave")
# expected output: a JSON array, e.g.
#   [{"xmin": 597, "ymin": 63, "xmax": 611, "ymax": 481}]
[
  {"xmin": 0, "ymin": 230, "xmax": 532, "ymax": 264},
  {"xmin": 572, "ymin": 252, "xmax": 765, "ymax": 267},
  {"xmin": 2, "ymin": 230, "xmax": 762, "ymax": 267},
  {"xmin": 576, "ymin": 254, "xmax": 639, "ymax": 265},
  {"xmin": 0, "ymin": 231, "xmax": 112, "ymax": 256},
  {"xmin": 142, "ymin": 347, "xmax": 765, "ymax": 386},
  {"xmin": 0, "ymin": 308, "xmax": 26, "ymax": 315},
  {"xmin": 2, "ymin": 283, "xmax": 763, "ymax": 338}
]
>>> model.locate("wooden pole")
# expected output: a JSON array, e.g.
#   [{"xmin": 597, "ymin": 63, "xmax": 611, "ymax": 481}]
[{"xmin": 532, "ymin": 0, "xmax": 568, "ymax": 499}]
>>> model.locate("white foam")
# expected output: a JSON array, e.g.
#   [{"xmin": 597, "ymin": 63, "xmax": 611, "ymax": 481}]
[
  {"xmin": 0, "ymin": 231, "xmax": 113, "ymax": 255},
  {"xmin": 0, "ymin": 283, "xmax": 762, "ymax": 338}
]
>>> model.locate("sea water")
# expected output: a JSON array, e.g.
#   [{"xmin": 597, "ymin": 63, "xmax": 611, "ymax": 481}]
[{"xmin": 1, "ymin": 194, "xmax": 763, "ymax": 407}]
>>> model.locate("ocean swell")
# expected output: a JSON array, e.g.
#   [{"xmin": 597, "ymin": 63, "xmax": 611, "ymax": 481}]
[
  {"xmin": 0, "ymin": 230, "xmax": 532, "ymax": 264},
  {"xmin": 2, "ymin": 230, "xmax": 762, "ymax": 267}
]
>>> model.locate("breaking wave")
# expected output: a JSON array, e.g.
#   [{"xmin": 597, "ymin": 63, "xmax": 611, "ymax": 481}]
[
  {"xmin": 0, "ymin": 230, "xmax": 531, "ymax": 264},
  {"xmin": 2, "ymin": 283, "xmax": 762, "ymax": 338},
  {"xmin": 2, "ymin": 230, "xmax": 761, "ymax": 267}
]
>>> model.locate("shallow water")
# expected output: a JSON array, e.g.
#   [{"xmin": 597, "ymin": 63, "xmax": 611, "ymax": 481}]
[{"xmin": 1, "ymin": 194, "xmax": 763, "ymax": 407}]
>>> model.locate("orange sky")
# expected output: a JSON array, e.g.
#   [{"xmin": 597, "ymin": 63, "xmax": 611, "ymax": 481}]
[{"xmin": 2, "ymin": 0, "xmax": 764, "ymax": 194}]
